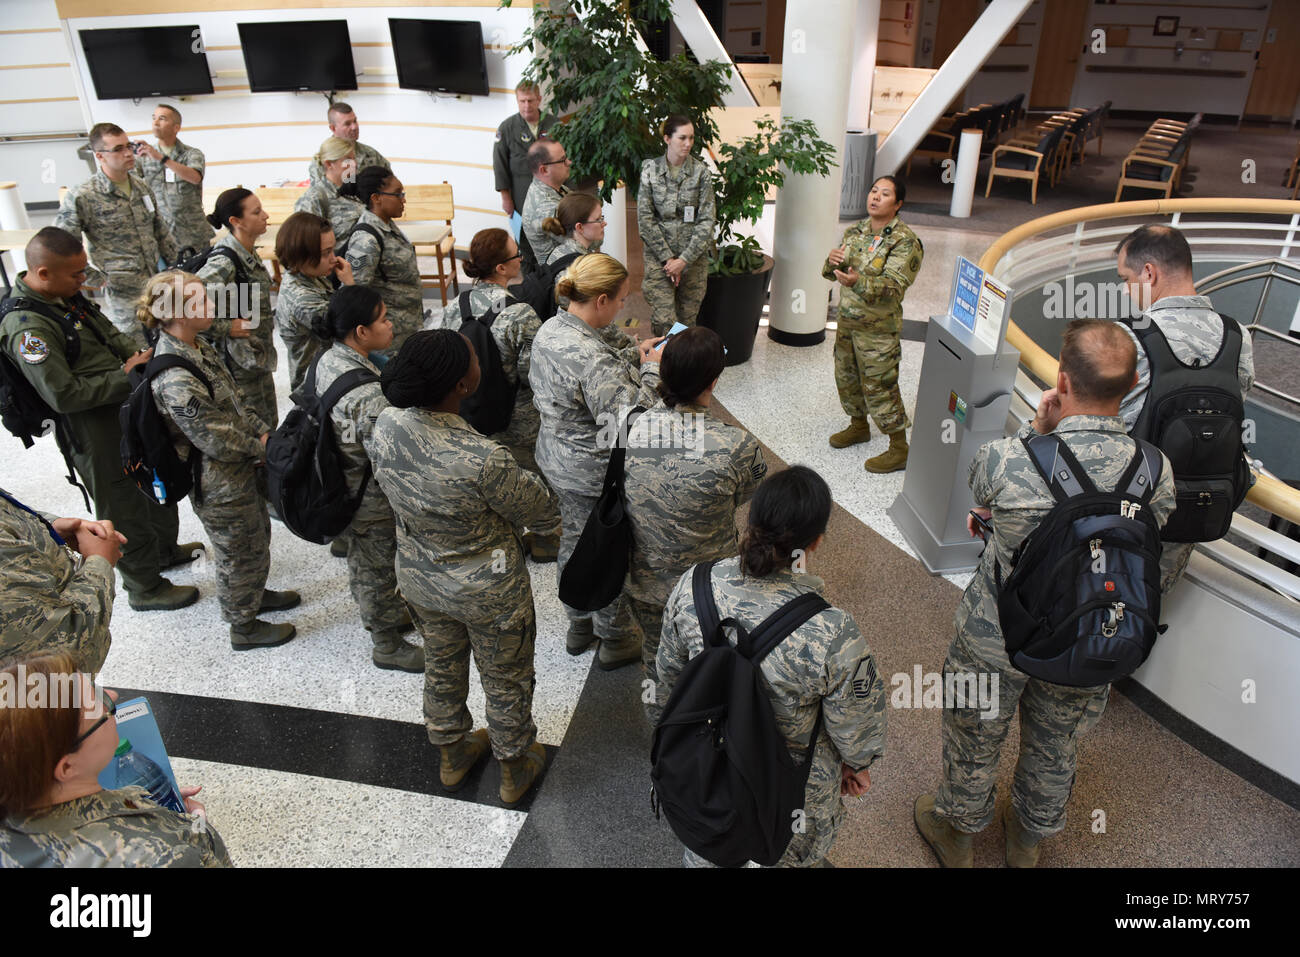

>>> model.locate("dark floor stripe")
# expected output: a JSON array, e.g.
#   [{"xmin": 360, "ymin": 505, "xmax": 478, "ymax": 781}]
[
  {"xmin": 109, "ymin": 687, "xmax": 555, "ymax": 813},
  {"xmin": 1115, "ymin": 678, "xmax": 1300, "ymax": 812}
]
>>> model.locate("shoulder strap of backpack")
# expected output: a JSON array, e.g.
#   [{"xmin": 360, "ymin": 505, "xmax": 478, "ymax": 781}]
[
  {"xmin": 1, "ymin": 296, "xmax": 85, "ymax": 365},
  {"xmin": 1213, "ymin": 313, "xmax": 1243, "ymax": 372},
  {"xmin": 551, "ymin": 251, "xmax": 580, "ymax": 277},
  {"xmin": 204, "ymin": 244, "xmax": 246, "ymax": 282},
  {"xmin": 692, "ymin": 560, "xmax": 724, "ymax": 647},
  {"xmin": 597, "ymin": 404, "xmax": 647, "ymax": 496},
  {"xmin": 144, "ymin": 353, "xmax": 214, "ymax": 397},
  {"xmin": 1116, "ymin": 438, "xmax": 1164, "ymax": 504},
  {"xmin": 348, "ymin": 223, "xmax": 387, "ymax": 281},
  {"xmin": 746, "ymin": 592, "xmax": 832, "ymax": 663},
  {"xmin": 1022, "ymin": 433, "xmax": 1099, "ymax": 503},
  {"xmin": 318, "ymin": 367, "xmax": 380, "ymax": 416}
]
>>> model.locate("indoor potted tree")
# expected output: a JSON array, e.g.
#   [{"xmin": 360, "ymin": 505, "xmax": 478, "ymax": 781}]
[{"xmin": 701, "ymin": 115, "xmax": 837, "ymax": 365}]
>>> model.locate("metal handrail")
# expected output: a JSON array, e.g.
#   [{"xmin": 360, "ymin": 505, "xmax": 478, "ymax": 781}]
[{"xmin": 979, "ymin": 197, "xmax": 1300, "ymax": 526}]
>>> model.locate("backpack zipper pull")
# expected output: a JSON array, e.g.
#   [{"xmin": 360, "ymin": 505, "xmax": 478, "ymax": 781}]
[{"xmin": 1089, "ymin": 538, "xmax": 1102, "ymax": 560}]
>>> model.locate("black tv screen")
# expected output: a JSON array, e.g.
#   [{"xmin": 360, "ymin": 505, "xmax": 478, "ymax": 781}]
[
  {"xmin": 239, "ymin": 20, "xmax": 357, "ymax": 93},
  {"xmin": 80, "ymin": 26, "xmax": 213, "ymax": 100},
  {"xmin": 390, "ymin": 19, "xmax": 490, "ymax": 96}
]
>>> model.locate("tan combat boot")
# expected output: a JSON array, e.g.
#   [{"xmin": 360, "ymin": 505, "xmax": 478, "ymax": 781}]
[
  {"xmin": 1003, "ymin": 802, "xmax": 1042, "ymax": 868},
  {"xmin": 440, "ymin": 729, "xmax": 490, "ymax": 791},
  {"xmin": 566, "ymin": 618, "xmax": 596, "ymax": 655},
  {"xmin": 865, "ymin": 430, "xmax": 909, "ymax": 473},
  {"xmin": 914, "ymin": 794, "xmax": 973, "ymax": 867},
  {"xmin": 829, "ymin": 417, "xmax": 872, "ymax": 448},
  {"xmin": 499, "ymin": 742, "xmax": 548, "ymax": 806},
  {"xmin": 230, "ymin": 619, "xmax": 297, "ymax": 650}
]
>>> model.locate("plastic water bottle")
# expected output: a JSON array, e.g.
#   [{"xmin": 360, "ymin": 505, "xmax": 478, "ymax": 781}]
[
  {"xmin": 112, "ymin": 739, "xmax": 185, "ymax": 813},
  {"xmin": 151, "ymin": 471, "xmax": 167, "ymax": 505}
]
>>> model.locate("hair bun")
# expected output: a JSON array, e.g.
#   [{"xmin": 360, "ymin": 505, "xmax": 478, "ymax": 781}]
[
  {"xmin": 309, "ymin": 312, "xmax": 334, "ymax": 340},
  {"xmin": 462, "ymin": 260, "xmax": 484, "ymax": 280},
  {"xmin": 205, "ymin": 211, "xmax": 223, "ymax": 229},
  {"xmin": 555, "ymin": 277, "xmax": 575, "ymax": 299},
  {"xmin": 541, "ymin": 216, "xmax": 563, "ymax": 237}
]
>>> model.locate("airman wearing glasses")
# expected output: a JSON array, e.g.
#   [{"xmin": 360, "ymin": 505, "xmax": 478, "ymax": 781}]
[
  {"xmin": 54, "ymin": 123, "xmax": 180, "ymax": 348},
  {"xmin": 521, "ymin": 137, "xmax": 583, "ymax": 271},
  {"xmin": 0, "ymin": 652, "xmax": 233, "ymax": 867}
]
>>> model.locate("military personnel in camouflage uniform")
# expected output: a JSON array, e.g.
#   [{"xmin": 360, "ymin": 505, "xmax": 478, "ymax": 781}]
[
  {"xmin": 637, "ymin": 117, "xmax": 716, "ymax": 337},
  {"xmin": 521, "ymin": 138, "xmax": 573, "ymax": 272},
  {"xmin": 823, "ymin": 176, "xmax": 924, "ymax": 474},
  {"xmin": 530, "ymin": 256, "xmax": 663, "ymax": 668},
  {"xmin": 197, "ymin": 191, "xmax": 279, "ymax": 430},
  {"xmin": 624, "ymin": 328, "xmax": 766, "ymax": 704},
  {"xmin": 295, "ymin": 136, "xmax": 364, "ymax": 244},
  {"xmin": 544, "ymin": 202, "xmax": 634, "ymax": 353},
  {"xmin": 917, "ymin": 320, "xmax": 1175, "ymax": 868},
  {"xmin": 274, "ymin": 210, "xmax": 356, "ymax": 395},
  {"xmin": 344, "ymin": 173, "xmax": 424, "ymax": 360},
  {"xmin": 145, "ymin": 272, "xmax": 298, "ymax": 649},
  {"xmin": 656, "ymin": 466, "xmax": 888, "ymax": 867},
  {"xmin": 370, "ymin": 329, "xmax": 555, "ymax": 804},
  {"xmin": 307, "ymin": 102, "xmax": 387, "ymax": 185},
  {"xmin": 312, "ymin": 288, "xmax": 422, "ymax": 672},
  {"xmin": 0, "ymin": 230, "xmax": 197, "ymax": 611},
  {"xmin": 133, "ymin": 105, "xmax": 214, "ymax": 256},
  {"xmin": 55, "ymin": 123, "xmax": 180, "ymax": 348},
  {"xmin": 1113, "ymin": 224, "xmax": 1256, "ymax": 593},
  {"xmin": 0, "ymin": 489, "xmax": 118, "ymax": 673},
  {"xmin": 430, "ymin": 234, "xmax": 561, "ymax": 555},
  {"xmin": 494, "ymin": 83, "xmax": 557, "ymax": 216}
]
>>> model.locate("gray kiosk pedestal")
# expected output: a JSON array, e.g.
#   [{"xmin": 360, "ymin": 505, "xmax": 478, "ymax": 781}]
[{"xmin": 887, "ymin": 312, "xmax": 1021, "ymax": 575}]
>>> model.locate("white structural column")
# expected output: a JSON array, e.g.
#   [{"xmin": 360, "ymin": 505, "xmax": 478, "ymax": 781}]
[
  {"xmin": 874, "ymin": 0, "xmax": 1033, "ymax": 176},
  {"xmin": 846, "ymin": 0, "xmax": 881, "ymax": 131},
  {"xmin": 768, "ymin": 0, "xmax": 859, "ymax": 343},
  {"xmin": 668, "ymin": 1, "xmax": 756, "ymax": 107}
]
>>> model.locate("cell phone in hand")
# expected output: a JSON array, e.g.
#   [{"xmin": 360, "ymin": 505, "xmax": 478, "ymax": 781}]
[
  {"xmin": 654, "ymin": 322, "xmax": 689, "ymax": 351},
  {"xmin": 969, "ymin": 510, "xmax": 993, "ymax": 539}
]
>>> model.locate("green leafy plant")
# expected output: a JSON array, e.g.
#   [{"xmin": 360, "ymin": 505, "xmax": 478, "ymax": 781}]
[
  {"xmin": 709, "ymin": 116, "xmax": 838, "ymax": 276},
  {"xmin": 502, "ymin": 0, "xmax": 732, "ymax": 201}
]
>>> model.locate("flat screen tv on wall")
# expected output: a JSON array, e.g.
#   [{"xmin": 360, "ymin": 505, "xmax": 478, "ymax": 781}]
[
  {"xmin": 239, "ymin": 20, "xmax": 357, "ymax": 93},
  {"xmin": 389, "ymin": 18, "xmax": 490, "ymax": 97},
  {"xmin": 80, "ymin": 26, "xmax": 214, "ymax": 100}
]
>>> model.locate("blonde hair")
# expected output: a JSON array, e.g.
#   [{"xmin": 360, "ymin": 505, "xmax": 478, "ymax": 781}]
[
  {"xmin": 316, "ymin": 135, "xmax": 356, "ymax": 165},
  {"xmin": 555, "ymin": 253, "xmax": 628, "ymax": 304},
  {"xmin": 542, "ymin": 192, "xmax": 601, "ymax": 238},
  {"xmin": 136, "ymin": 270, "xmax": 204, "ymax": 330}
]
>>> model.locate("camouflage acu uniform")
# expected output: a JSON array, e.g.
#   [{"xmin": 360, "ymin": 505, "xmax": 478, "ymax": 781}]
[
  {"xmin": 493, "ymin": 112, "xmax": 557, "ymax": 213},
  {"xmin": 823, "ymin": 216, "xmax": 924, "ymax": 435},
  {"xmin": 623, "ymin": 400, "xmax": 766, "ymax": 702},
  {"xmin": 547, "ymin": 240, "xmax": 636, "ymax": 355},
  {"xmin": 293, "ymin": 178, "xmax": 363, "ymax": 244},
  {"xmin": 135, "ymin": 138, "xmax": 214, "ymax": 255},
  {"xmin": 0, "ymin": 274, "xmax": 182, "ymax": 598},
  {"xmin": 933, "ymin": 415, "xmax": 1175, "ymax": 840},
  {"xmin": 0, "ymin": 489, "xmax": 113, "ymax": 673},
  {"xmin": 315, "ymin": 341, "xmax": 407, "ymax": 647},
  {"xmin": 521, "ymin": 179, "xmax": 568, "ymax": 270},
  {"xmin": 431, "ymin": 284, "xmax": 560, "ymax": 540},
  {"xmin": 54, "ymin": 170, "xmax": 179, "ymax": 348},
  {"xmin": 308, "ymin": 140, "xmax": 388, "ymax": 184},
  {"xmin": 530, "ymin": 308, "xmax": 661, "ymax": 646},
  {"xmin": 657, "ymin": 555, "xmax": 888, "ymax": 867},
  {"xmin": 637, "ymin": 155, "xmax": 715, "ymax": 336},
  {"xmin": 0, "ymin": 787, "xmax": 232, "ymax": 867},
  {"xmin": 1116, "ymin": 296, "xmax": 1256, "ymax": 593},
  {"xmin": 370, "ymin": 407, "xmax": 557, "ymax": 760},
  {"xmin": 274, "ymin": 271, "xmax": 331, "ymax": 396},
  {"xmin": 345, "ymin": 209, "xmax": 424, "ymax": 359},
  {"xmin": 196, "ymin": 233, "xmax": 278, "ymax": 429},
  {"xmin": 151, "ymin": 331, "xmax": 272, "ymax": 627}
]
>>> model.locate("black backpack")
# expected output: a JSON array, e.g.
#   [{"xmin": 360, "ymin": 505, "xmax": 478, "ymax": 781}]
[
  {"xmin": 650, "ymin": 560, "xmax": 831, "ymax": 867},
  {"xmin": 0, "ymin": 293, "xmax": 113, "ymax": 511},
  {"xmin": 514, "ymin": 251, "xmax": 580, "ymax": 321},
  {"xmin": 457, "ymin": 289, "xmax": 521, "ymax": 436},
  {"xmin": 997, "ymin": 433, "xmax": 1167, "ymax": 687},
  {"xmin": 336, "ymin": 222, "xmax": 388, "ymax": 281},
  {"xmin": 265, "ymin": 356, "xmax": 378, "ymax": 544},
  {"xmin": 1125, "ymin": 315, "xmax": 1252, "ymax": 543},
  {"xmin": 119, "ymin": 354, "xmax": 213, "ymax": 506}
]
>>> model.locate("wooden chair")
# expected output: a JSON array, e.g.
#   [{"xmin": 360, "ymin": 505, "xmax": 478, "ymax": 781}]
[
  {"xmin": 1286, "ymin": 141, "xmax": 1300, "ymax": 197},
  {"xmin": 1115, "ymin": 124, "xmax": 1193, "ymax": 201},
  {"xmin": 401, "ymin": 182, "xmax": 459, "ymax": 305},
  {"xmin": 986, "ymin": 124, "xmax": 1066, "ymax": 204}
]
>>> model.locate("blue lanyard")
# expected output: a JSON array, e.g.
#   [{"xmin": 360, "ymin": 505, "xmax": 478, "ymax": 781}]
[{"xmin": 0, "ymin": 489, "xmax": 66, "ymax": 547}]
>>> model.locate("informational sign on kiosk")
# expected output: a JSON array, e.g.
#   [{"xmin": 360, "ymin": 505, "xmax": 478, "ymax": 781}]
[{"xmin": 947, "ymin": 257, "xmax": 1011, "ymax": 354}]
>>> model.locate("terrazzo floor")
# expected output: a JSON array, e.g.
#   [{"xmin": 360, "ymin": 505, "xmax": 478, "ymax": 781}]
[{"xmin": 4, "ymin": 218, "xmax": 1297, "ymax": 868}]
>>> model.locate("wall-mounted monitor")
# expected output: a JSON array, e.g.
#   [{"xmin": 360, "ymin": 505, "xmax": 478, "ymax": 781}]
[
  {"xmin": 239, "ymin": 20, "xmax": 357, "ymax": 93},
  {"xmin": 389, "ymin": 18, "xmax": 490, "ymax": 97},
  {"xmin": 79, "ymin": 26, "xmax": 214, "ymax": 100}
]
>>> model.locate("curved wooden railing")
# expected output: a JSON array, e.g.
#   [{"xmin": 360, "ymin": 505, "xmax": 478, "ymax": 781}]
[{"xmin": 978, "ymin": 197, "xmax": 1300, "ymax": 526}]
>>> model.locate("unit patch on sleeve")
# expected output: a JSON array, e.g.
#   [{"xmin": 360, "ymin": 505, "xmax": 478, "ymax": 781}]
[{"xmin": 18, "ymin": 332, "xmax": 49, "ymax": 364}]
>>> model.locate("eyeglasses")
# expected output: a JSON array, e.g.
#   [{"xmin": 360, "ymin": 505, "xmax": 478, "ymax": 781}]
[
  {"xmin": 72, "ymin": 687, "xmax": 116, "ymax": 749},
  {"xmin": 95, "ymin": 145, "xmax": 133, "ymax": 155},
  {"xmin": 376, "ymin": 190, "xmax": 406, "ymax": 199},
  {"xmin": 548, "ymin": 155, "xmax": 572, "ymax": 166},
  {"xmin": 501, "ymin": 253, "xmax": 522, "ymax": 263},
  {"xmin": 582, "ymin": 217, "xmax": 606, "ymax": 226}
]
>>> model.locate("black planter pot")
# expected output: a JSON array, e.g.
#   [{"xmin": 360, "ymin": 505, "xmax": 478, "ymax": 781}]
[{"xmin": 695, "ymin": 256, "xmax": 774, "ymax": 367}]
